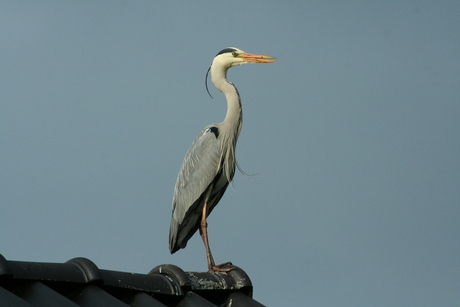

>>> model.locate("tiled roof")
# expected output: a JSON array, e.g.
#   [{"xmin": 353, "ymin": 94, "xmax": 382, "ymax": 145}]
[{"xmin": 0, "ymin": 254, "xmax": 264, "ymax": 306}]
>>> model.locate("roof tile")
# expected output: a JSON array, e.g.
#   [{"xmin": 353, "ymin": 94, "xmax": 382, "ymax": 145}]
[{"xmin": 0, "ymin": 254, "xmax": 265, "ymax": 306}]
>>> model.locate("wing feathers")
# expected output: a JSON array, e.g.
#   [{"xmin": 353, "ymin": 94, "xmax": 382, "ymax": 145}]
[{"xmin": 169, "ymin": 126, "xmax": 226, "ymax": 253}]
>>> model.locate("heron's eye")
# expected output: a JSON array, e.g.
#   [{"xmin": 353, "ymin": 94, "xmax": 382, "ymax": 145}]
[{"xmin": 232, "ymin": 52, "xmax": 238, "ymax": 57}]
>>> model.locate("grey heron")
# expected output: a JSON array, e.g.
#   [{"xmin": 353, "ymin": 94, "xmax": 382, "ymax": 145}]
[{"xmin": 169, "ymin": 47, "xmax": 276, "ymax": 272}]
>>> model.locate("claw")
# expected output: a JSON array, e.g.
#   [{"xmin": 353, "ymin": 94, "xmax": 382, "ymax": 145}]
[{"xmin": 209, "ymin": 262, "xmax": 235, "ymax": 272}]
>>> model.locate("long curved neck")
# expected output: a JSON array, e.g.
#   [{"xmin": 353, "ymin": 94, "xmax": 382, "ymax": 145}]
[
  {"xmin": 211, "ymin": 63, "xmax": 243, "ymax": 182},
  {"xmin": 211, "ymin": 65, "xmax": 242, "ymax": 136}
]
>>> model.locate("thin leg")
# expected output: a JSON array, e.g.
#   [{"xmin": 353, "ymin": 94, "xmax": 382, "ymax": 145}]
[
  {"xmin": 200, "ymin": 199, "xmax": 235, "ymax": 272},
  {"xmin": 200, "ymin": 203, "xmax": 216, "ymax": 270}
]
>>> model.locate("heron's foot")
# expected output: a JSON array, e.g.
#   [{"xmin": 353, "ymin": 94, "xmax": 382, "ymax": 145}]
[{"xmin": 209, "ymin": 262, "xmax": 235, "ymax": 273}]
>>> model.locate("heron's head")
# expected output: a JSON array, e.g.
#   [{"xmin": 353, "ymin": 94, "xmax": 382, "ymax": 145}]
[
  {"xmin": 212, "ymin": 47, "xmax": 277, "ymax": 68},
  {"xmin": 205, "ymin": 47, "xmax": 276, "ymax": 98}
]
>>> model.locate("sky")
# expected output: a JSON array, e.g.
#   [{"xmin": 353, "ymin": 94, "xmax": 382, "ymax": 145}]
[{"xmin": 1, "ymin": 1, "xmax": 459, "ymax": 306}]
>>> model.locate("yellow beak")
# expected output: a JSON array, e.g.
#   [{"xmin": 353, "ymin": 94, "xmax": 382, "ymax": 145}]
[{"xmin": 239, "ymin": 53, "xmax": 277, "ymax": 63}]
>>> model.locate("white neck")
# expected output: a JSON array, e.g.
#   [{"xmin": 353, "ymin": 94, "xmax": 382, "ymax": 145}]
[
  {"xmin": 211, "ymin": 65, "xmax": 242, "ymax": 135},
  {"xmin": 210, "ymin": 61, "xmax": 243, "ymax": 182}
]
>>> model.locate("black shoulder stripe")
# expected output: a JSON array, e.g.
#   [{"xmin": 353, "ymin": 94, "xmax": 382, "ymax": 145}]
[{"xmin": 207, "ymin": 126, "xmax": 219, "ymax": 138}]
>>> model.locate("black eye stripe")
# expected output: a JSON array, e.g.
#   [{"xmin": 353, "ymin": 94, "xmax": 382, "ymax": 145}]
[{"xmin": 216, "ymin": 48, "xmax": 237, "ymax": 56}]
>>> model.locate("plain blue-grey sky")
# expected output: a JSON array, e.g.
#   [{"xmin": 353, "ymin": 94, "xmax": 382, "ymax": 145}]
[{"xmin": 1, "ymin": 1, "xmax": 459, "ymax": 306}]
